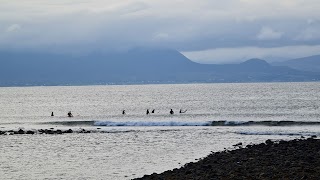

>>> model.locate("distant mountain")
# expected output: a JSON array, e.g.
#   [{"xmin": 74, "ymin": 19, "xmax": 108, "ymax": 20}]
[
  {"xmin": 0, "ymin": 49, "xmax": 319, "ymax": 86},
  {"xmin": 272, "ymin": 55, "xmax": 320, "ymax": 72}
]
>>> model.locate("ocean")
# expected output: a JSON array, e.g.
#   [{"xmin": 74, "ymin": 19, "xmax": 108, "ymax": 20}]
[{"xmin": 0, "ymin": 82, "xmax": 320, "ymax": 179}]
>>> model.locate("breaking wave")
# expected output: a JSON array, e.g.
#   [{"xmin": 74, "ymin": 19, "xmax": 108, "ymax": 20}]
[
  {"xmin": 94, "ymin": 120, "xmax": 320, "ymax": 127},
  {"xmin": 42, "ymin": 120, "xmax": 320, "ymax": 127},
  {"xmin": 93, "ymin": 121, "xmax": 211, "ymax": 126}
]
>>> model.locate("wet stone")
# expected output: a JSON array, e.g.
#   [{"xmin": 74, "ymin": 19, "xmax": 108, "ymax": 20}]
[
  {"xmin": 64, "ymin": 129, "xmax": 73, "ymax": 133},
  {"xmin": 134, "ymin": 139, "xmax": 320, "ymax": 180},
  {"xmin": 26, "ymin": 130, "xmax": 35, "ymax": 134},
  {"xmin": 18, "ymin": 129, "xmax": 25, "ymax": 134}
]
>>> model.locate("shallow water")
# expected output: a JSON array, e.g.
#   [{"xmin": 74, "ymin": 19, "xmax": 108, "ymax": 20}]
[{"xmin": 0, "ymin": 82, "xmax": 320, "ymax": 179}]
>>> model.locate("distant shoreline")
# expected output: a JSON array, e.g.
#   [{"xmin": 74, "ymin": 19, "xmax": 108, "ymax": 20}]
[
  {"xmin": 136, "ymin": 137, "xmax": 320, "ymax": 179},
  {"xmin": 0, "ymin": 81, "xmax": 319, "ymax": 88}
]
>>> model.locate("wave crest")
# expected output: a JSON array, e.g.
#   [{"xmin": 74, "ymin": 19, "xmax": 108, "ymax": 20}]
[
  {"xmin": 42, "ymin": 120, "xmax": 320, "ymax": 127},
  {"xmin": 93, "ymin": 121, "xmax": 211, "ymax": 126}
]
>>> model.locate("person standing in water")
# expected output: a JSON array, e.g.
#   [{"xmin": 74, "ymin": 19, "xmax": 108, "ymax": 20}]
[
  {"xmin": 170, "ymin": 109, "xmax": 174, "ymax": 115},
  {"xmin": 151, "ymin": 109, "xmax": 155, "ymax": 113},
  {"xmin": 68, "ymin": 111, "xmax": 73, "ymax": 117},
  {"xmin": 146, "ymin": 109, "xmax": 150, "ymax": 115},
  {"xmin": 51, "ymin": 112, "xmax": 54, "ymax": 116},
  {"xmin": 122, "ymin": 110, "xmax": 126, "ymax": 115}
]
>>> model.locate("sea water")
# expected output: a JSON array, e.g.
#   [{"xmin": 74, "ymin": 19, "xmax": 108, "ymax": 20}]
[{"xmin": 0, "ymin": 82, "xmax": 320, "ymax": 179}]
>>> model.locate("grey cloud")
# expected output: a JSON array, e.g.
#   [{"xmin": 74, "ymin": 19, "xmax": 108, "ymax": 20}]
[
  {"xmin": 0, "ymin": 0, "xmax": 320, "ymax": 62},
  {"xmin": 5, "ymin": 24, "xmax": 21, "ymax": 33},
  {"xmin": 257, "ymin": 27, "xmax": 283, "ymax": 40}
]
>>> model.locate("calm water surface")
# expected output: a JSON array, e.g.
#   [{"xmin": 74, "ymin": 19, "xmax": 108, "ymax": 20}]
[{"xmin": 0, "ymin": 82, "xmax": 320, "ymax": 179}]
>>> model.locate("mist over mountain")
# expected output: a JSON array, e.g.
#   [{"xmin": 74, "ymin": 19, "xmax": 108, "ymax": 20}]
[
  {"xmin": 272, "ymin": 55, "xmax": 320, "ymax": 72},
  {"xmin": 0, "ymin": 49, "xmax": 319, "ymax": 86}
]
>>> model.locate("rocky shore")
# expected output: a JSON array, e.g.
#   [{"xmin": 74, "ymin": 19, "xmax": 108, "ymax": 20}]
[
  {"xmin": 136, "ymin": 137, "xmax": 320, "ymax": 180},
  {"xmin": 0, "ymin": 128, "xmax": 92, "ymax": 135}
]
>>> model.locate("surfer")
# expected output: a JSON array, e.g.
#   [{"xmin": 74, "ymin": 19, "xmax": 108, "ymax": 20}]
[
  {"xmin": 51, "ymin": 112, "xmax": 54, "ymax": 116},
  {"xmin": 170, "ymin": 109, "xmax": 174, "ymax": 115},
  {"xmin": 122, "ymin": 110, "xmax": 126, "ymax": 115},
  {"xmin": 146, "ymin": 109, "xmax": 150, "ymax": 115},
  {"xmin": 179, "ymin": 109, "xmax": 187, "ymax": 113},
  {"xmin": 67, "ymin": 111, "xmax": 73, "ymax": 117},
  {"xmin": 151, "ymin": 109, "xmax": 155, "ymax": 113}
]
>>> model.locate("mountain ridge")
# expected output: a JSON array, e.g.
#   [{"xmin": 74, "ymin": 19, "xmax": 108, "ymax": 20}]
[
  {"xmin": 0, "ymin": 49, "xmax": 319, "ymax": 86},
  {"xmin": 272, "ymin": 55, "xmax": 320, "ymax": 72}
]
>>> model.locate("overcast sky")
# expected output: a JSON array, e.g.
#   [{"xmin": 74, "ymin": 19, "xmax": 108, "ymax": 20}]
[{"xmin": 1, "ymin": 0, "xmax": 320, "ymax": 63}]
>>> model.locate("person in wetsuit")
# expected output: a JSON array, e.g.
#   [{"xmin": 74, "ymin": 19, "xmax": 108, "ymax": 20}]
[{"xmin": 68, "ymin": 111, "xmax": 73, "ymax": 117}]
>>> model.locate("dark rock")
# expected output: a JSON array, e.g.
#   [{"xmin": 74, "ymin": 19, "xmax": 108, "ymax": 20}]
[
  {"xmin": 26, "ymin": 130, "xmax": 35, "ymax": 134},
  {"xmin": 265, "ymin": 139, "xmax": 273, "ymax": 145},
  {"xmin": 45, "ymin": 129, "xmax": 54, "ymax": 134},
  {"xmin": 64, "ymin": 129, "xmax": 73, "ymax": 133},
  {"xmin": 279, "ymin": 140, "xmax": 287, "ymax": 145},
  {"xmin": 17, "ymin": 129, "xmax": 25, "ymax": 134},
  {"xmin": 285, "ymin": 161, "xmax": 291, "ymax": 166},
  {"xmin": 79, "ymin": 129, "xmax": 91, "ymax": 133},
  {"xmin": 233, "ymin": 142, "xmax": 242, "ymax": 147}
]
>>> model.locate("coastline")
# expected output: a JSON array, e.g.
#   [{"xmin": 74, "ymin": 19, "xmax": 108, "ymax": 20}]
[{"xmin": 136, "ymin": 137, "xmax": 320, "ymax": 179}]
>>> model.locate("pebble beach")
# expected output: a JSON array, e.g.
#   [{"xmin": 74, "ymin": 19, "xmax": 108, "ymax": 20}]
[{"xmin": 137, "ymin": 138, "xmax": 320, "ymax": 180}]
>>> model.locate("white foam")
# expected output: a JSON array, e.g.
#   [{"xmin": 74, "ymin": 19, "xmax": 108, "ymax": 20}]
[{"xmin": 93, "ymin": 121, "xmax": 211, "ymax": 127}]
